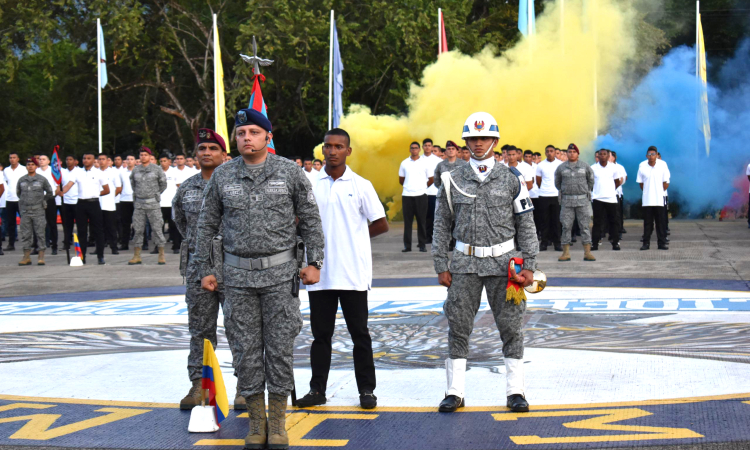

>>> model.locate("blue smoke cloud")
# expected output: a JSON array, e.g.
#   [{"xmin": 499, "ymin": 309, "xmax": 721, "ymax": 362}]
[{"xmin": 596, "ymin": 40, "xmax": 750, "ymax": 215}]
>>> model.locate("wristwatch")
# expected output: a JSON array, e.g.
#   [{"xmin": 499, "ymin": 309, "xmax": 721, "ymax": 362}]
[{"xmin": 309, "ymin": 260, "xmax": 323, "ymax": 270}]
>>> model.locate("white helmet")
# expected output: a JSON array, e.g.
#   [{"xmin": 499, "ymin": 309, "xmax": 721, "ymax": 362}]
[{"xmin": 462, "ymin": 112, "xmax": 500, "ymax": 139}]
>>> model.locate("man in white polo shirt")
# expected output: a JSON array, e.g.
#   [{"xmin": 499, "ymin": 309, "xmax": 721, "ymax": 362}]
[
  {"xmin": 422, "ymin": 138, "xmax": 442, "ymax": 243},
  {"xmin": 59, "ymin": 154, "xmax": 81, "ymax": 251},
  {"xmin": 159, "ymin": 153, "xmax": 180, "ymax": 254},
  {"xmin": 610, "ymin": 151, "xmax": 627, "ymax": 237},
  {"xmin": 3, "ymin": 152, "xmax": 27, "ymax": 251},
  {"xmin": 535, "ymin": 145, "xmax": 562, "ymax": 251},
  {"xmin": 117, "ymin": 153, "xmax": 135, "ymax": 250},
  {"xmin": 98, "ymin": 154, "xmax": 121, "ymax": 255},
  {"xmin": 296, "ymin": 128, "xmax": 389, "ymax": 411},
  {"xmin": 591, "ymin": 149, "xmax": 622, "ymax": 251},
  {"xmin": 398, "ymin": 141, "xmax": 434, "ymax": 252},
  {"xmin": 637, "ymin": 146, "xmax": 670, "ymax": 250}
]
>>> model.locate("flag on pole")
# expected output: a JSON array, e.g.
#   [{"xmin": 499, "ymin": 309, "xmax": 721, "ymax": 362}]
[
  {"xmin": 51, "ymin": 146, "xmax": 62, "ymax": 185},
  {"xmin": 331, "ymin": 19, "xmax": 344, "ymax": 129},
  {"xmin": 438, "ymin": 9, "xmax": 449, "ymax": 54},
  {"xmin": 697, "ymin": 13, "xmax": 711, "ymax": 156},
  {"xmin": 98, "ymin": 23, "xmax": 108, "ymax": 88},
  {"xmin": 201, "ymin": 339, "xmax": 229, "ymax": 426},
  {"xmin": 248, "ymin": 76, "xmax": 276, "ymax": 154},
  {"xmin": 518, "ymin": 0, "xmax": 536, "ymax": 37},
  {"xmin": 213, "ymin": 15, "xmax": 229, "ymax": 150},
  {"xmin": 73, "ymin": 234, "xmax": 84, "ymax": 260}
]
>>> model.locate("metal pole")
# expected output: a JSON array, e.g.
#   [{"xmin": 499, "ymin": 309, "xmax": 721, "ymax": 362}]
[
  {"xmin": 97, "ymin": 18, "xmax": 102, "ymax": 154},
  {"xmin": 213, "ymin": 14, "xmax": 219, "ymax": 132},
  {"xmin": 328, "ymin": 10, "xmax": 334, "ymax": 131}
]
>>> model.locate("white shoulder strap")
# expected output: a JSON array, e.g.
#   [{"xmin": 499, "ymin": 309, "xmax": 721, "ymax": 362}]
[{"xmin": 441, "ymin": 171, "xmax": 476, "ymax": 216}]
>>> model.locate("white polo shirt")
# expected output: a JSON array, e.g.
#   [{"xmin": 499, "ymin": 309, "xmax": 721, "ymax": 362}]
[
  {"xmin": 591, "ymin": 162, "xmax": 619, "ymax": 203},
  {"xmin": 636, "ymin": 160, "xmax": 670, "ymax": 207},
  {"xmin": 424, "ymin": 154, "xmax": 443, "ymax": 196},
  {"xmin": 173, "ymin": 166, "xmax": 195, "ymax": 187},
  {"xmin": 72, "ymin": 166, "xmax": 107, "ymax": 200},
  {"xmin": 304, "ymin": 168, "xmax": 320, "ymax": 187},
  {"xmin": 120, "ymin": 167, "xmax": 134, "ymax": 202},
  {"xmin": 535, "ymin": 159, "xmax": 562, "ymax": 197},
  {"xmin": 99, "ymin": 167, "xmax": 121, "ymax": 211},
  {"xmin": 38, "ymin": 167, "xmax": 62, "ymax": 206},
  {"xmin": 309, "ymin": 166, "xmax": 386, "ymax": 292},
  {"xmin": 60, "ymin": 167, "xmax": 80, "ymax": 204},
  {"xmin": 525, "ymin": 162, "xmax": 539, "ymax": 198},
  {"xmin": 514, "ymin": 162, "xmax": 535, "ymax": 191},
  {"xmin": 3, "ymin": 165, "xmax": 28, "ymax": 202},
  {"xmin": 160, "ymin": 166, "xmax": 178, "ymax": 208},
  {"xmin": 614, "ymin": 162, "xmax": 627, "ymax": 197},
  {"xmin": 399, "ymin": 156, "xmax": 433, "ymax": 197}
]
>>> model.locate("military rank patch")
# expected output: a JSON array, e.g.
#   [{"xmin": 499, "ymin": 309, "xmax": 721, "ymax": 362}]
[
  {"xmin": 223, "ymin": 184, "xmax": 243, "ymax": 197},
  {"xmin": 184, "ymin": 190, "xmax": 201, "ymax": 202}
]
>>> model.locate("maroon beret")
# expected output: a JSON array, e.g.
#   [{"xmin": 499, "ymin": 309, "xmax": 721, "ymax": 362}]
[
  {"xmin": 567, "ymin": 143, "xmax": 579, "ymax": 153},
  {"xmin": 197, "ymin": 128, "xmax": 227, "ymax": 152},
  {"xmin": 140, "ymin": 146, "xmax": 152, "ymax": 155}
]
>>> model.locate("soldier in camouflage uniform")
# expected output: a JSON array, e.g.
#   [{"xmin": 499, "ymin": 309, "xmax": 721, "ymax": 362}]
[
  {"xmin": 17, "ymin": 158, "xmax": 54, "ymax": 266},
  {"xmin": 433, "ymin": 140, "xmax": 469, "ymax": 189},
  {"xmin": 128, "ymin": 146, "xmax": 167, "ymax": 265},
  {"xmin": 172, "ymin": 128, "xmax": 245, "ymax": 410},
  {"xmin": 554, "ymin": 143, "xmax": 595, "ymax": 262},
  {"xmin": 433, "ymin": 112, "xmax": 537, "ymax": 414},
  {"xmin": 194, "ymin": 109, "xmax": 324, "ymax": 450}
]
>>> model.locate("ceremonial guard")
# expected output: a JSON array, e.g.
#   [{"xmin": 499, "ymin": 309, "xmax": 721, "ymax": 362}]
[
  {"xmin": 554, "ymin": 143, "xmax": 595, "ymax": 262},
  {"xmin": 432, "ymin": 112, "xmax": 537, "ymax": 414},
  {"xmin": 172, "ymin": 129, "xmax": 243, "ymax": 410},
  {"xmin": 16, "ymin": 158, "xmax": 53, "ymax": 266},
  {"xmin": 128, "ymin": 146, "xmax": 167, "ymax": 265},
  {"xmin": 194, "ymin": 109, "xmax": 324, "ymax": 450}
]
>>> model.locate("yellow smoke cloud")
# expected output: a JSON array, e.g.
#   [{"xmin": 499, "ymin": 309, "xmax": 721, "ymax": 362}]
[{"xmin": 316, "ymin": 0, "xmax": 637, "ymax": 219}]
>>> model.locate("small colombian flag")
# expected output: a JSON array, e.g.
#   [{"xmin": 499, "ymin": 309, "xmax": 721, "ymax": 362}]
[
  {"xmin": 202, "ymin": 339, "xmax": 229, "ymax": 426},
  {"xmin": 73, "ymin": 234, "xmax": 84, "ymax": 260}
]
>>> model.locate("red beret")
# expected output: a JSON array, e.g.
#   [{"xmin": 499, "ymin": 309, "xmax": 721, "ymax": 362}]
[
  {"xmin": 567, "ymin": 143, "xmax": 579, "ymax": 153},
  {"xmin": 445, "ymin": 140, "xmax": 458, "ymax": 149},
  {"xmin": 26, "ymin": 157, "xmax": 39, "ymax": 166},
  {"xmin": 140, "ymin": 146, "xmax": 152, "ymax": 155},
  {"xmin": 197, "ymin": 128, "xmax": 227, "ymax": 152}
]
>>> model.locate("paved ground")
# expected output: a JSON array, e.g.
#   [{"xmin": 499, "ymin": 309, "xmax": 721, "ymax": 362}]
[{"xmin": 1, "ymin": 220, "xmax": 749, "ymax": 298}]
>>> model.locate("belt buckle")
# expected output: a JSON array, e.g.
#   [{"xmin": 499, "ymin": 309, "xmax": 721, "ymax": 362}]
[
  {"xmin": 464, "ymin": 244, "xmax": 473, "ymax": 256},
  {"xmin": 250, "ymin": 258, "xmax": 263, "ymax": 270},
  {"xmin": 474, "ymin": 246, "xmax": 485, "ymax": 258}
]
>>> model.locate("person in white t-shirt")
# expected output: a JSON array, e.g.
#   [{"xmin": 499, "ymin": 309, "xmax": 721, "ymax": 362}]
[
  {"xmin": 296, "ymin": 128, "xmax": 389, "ymax": 410},
  {"xmin": 636, "ymin": 146, "xmax": 670, "ymax": 250},
  {"xmin": 522, "ymin": 150, "xmax": 541, "ymax": 238},
  {"xmin": 303, "ymin": 157, "xmax": 320, "ymax": 187},
  {"xmin": 591, "ymin": 149, "xmax": 622, "ymax": 250},
  {"xmin": 422, "ymin": 138, "xmax": 442, "ymax": 243},
  {"xmin": 535, "ymin": 145, "xmax": 563, "ymax": 251},
  {"xmin": 609, "ymin": 151, "xmax": 627, "ymax": 237},
  {"xmin": 159, "ymin": 154, "xmax": 180, "ymax": 254},
  {"xmin": 58, "ymin": 155, "xmax": 81, "ymax": 250},
  {"xmin": 98, "ymin": 154, "xmax": 121, "ymax": 254},
  {"xmin": 398, "ymin": 141, "xmax": 434, "ymax": 252},
  {"xmin": 3, "ymin": 152, "xmax": 28, "ymax": 251}
]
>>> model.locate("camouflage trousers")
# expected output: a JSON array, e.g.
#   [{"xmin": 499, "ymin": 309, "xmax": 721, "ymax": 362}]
[
  {"xmin": 560, "ymin": 204, "xmax": 592, "ymax": 245},
  {"xmin": 185, "ymin": 284, "xmax": 239, "ymax": 381},
  {"xmin": 132, "ymin": 207, "xmax": 165, "ymax": 247},
  {"xmin": 225, "ymin": 281, "xmax": 303, "ymax": 397},
  {"xmin": 20, "ymin": 210, "xmax": 46, "ymax": 251},
  {"xmin": 444, "ymin": 273, "xmax": 525, "ymax": 360}
]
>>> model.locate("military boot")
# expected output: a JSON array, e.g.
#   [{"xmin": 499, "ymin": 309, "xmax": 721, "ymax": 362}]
[
  {"xmin": 244, "ymin": 394, "xmax": 267, "ymax": 450},
  {"xmin": 157, "ymin": 246, "xmax": 166, "ymax": 265},
  {"xmin": 128, "ymin": 247, "xmax": 142, "ymax": 265},
  {"xmin": 18, "ymin": 250, "xmax": 32, "ymax": 266},
  {"xmin": 179, "ymin": 379, "xmax": 201, "ymax": 410},
  {"xmin": 37, "ymin": 250, "xmax": 45, "ymax": 265},
  {"xmin": 583, "ymin": 244, "xmax": 596, "ymax": 261},
  {"xmin": 234, "ymin": 386, "xmax": 247, "ymax": 410},
  {"xmin": 267, "ymin": 393, "xmax": 289, "ymax": 449},
  {"xmin": 558, "ymin": 244, "xmax": 571, "ymax": 262}
]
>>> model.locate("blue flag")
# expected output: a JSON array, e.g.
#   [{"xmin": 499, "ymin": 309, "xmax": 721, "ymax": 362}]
[
  {"xmin": 332, "ymin": 20, "xmax": 344, "ymax": 128},
  {"xmin": 98, "ymin": 22, "xmax": 108, "ymax": 88},
  {"xmin": 518, "ymin": 0, "xmax": 536, "ymax": 37}
]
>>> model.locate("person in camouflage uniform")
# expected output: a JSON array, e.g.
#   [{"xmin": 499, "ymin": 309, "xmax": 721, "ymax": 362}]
[
  {"xmin": 172, "ymin": 128, "xmax": 245, "ymax": 410},
  {"xmin": 433, "ymin": 140, "xmax": 469, "ymax": 189},
  {"xmin": 194, "ymin": 109, "xmax": 324, "ymax": 450},
  {"xmin": 128, "ymin": 146, "xmax": 167, "ymax": 265},
  {"xmin": 554, "ymin": 143, "xmax": 595, "ymax": 262},
  {"xmin": 433, "ymin": 112, "xmax": 537, "ymax": 415},
  {"xmin": 16, "ymin": 158, "xmax": 53, "ymax": 266}
]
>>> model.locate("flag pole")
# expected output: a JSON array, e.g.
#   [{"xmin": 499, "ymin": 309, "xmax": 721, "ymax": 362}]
[
  {"xmin": 695, "ymin": 0, "xmax": 700, "ymax": 157},
  {"xmin": 438, "ymin": 8, "xmax": 442, "ymax": 56},
  {"xmin": 328, "ymin": 10, "xmax": 334, "ymax": 131},
  {"xmin": 97, "ymin": 18, "xmax": 103, "ymax": 154},
  {"xmin": 213, "ymin": 13, "xmax": 219, "ymax": 132}
]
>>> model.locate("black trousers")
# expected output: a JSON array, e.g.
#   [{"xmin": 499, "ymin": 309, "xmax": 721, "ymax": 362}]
[
  {"xmin": 161, "ymin": 206, "xmax": 181, "ymax": 249},
  {"xmin": 118, "ymin": 201, "xmax": 134, "ymax": 247},
  {"xmin": 592, "ymin": 200, "xmax": 619, "ymax": 246},
  {"xmin": 102, "ymin": 209, "xmax": 118, "ymax": 250},
  {"xmin": 664, "ymin": 195, "xmax": 670, "ymax": 230},
  {"xmin": 5, "ymin": 201, "xmax": 20, "ymax": 245},
  {"xmin": 402, "ymin": 194, "xmax": 428, "ymax": 249},
  {"xmin": 44, "ymin": 199, "xmax": 59, "ymax": 250},
  {"xmin": 531, "ymin": 198, "xmax": 542, "ymax": 238},
  {"xmin": 307, "ymin": 290, "xmax": 376, "ymax": 394},
  {"xmin": 536, "ymin": 196, "xmax": 560, "ymax": 245},
  {"xmin": 617, "ymin": 195, "xmax": 625, "ymax": 232},
  {"xmin": 61, "ymin": 202, "xmax": 77, "ymax": 249},
  {"xmin": 642, "ymin": 206, "xmax": 667, "ymax": 247},
  {"xmin": 75, "ymin": 199, "xmax": 105, "ymax": 260},
  {"xmin": 426, "ymin": 195, "xmax": 436, "ymax": 243}
]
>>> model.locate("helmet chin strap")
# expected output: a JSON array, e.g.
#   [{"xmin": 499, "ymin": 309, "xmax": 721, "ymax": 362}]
[{"xmin": 470, "ymin": 140, "xmax": 496, "ymax": 161}]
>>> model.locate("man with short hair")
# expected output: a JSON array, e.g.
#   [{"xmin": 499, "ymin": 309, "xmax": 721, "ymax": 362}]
[
  {"xmin": 302, "ymin": 157, "xmax": 319, "ymax": 187},
  {"xmin": 535, "ymin": 145, "xmax": 563, "ymax": 251},
  {"xmin": 533, "ymin": 152, "xmax": 542, "ymax": 165},
  {"xmin": 460, "ymin": 146, "xmax": 471, "ymax": 162},
  {"xmin": 591, "ymin": 149, "xmax": 621, "ymax": 251},
  {"xmin": 313, "ymin": 159, "xmax": 323, "ymax": 172},
  {"xmin": 58, "ymin": 155, "xmax": 81, "ymax": 250},
  {"xmin": 185, "ymin": 156, "xmax": 196, "ymax": 170},
  {"xmin": 159, "ymin": 154, "xmax": 180, "ymax": 254},
  {"xmin": 36, "ymin": 154, "xmax": 61, "ymax": 255},
  {"xmin": 637, "ymin": 146, "xmax": 670, "ymax": 250},
  {"xmin": 98, "ymin": 154, "xmax": 121, "ymax": 255},
  {"xmin": 434, "ymin": 141, "xmax": 468, "ymax": 189},
  {"xmin": 291, "ymin": 156, "xmax": 303, "ymax": 167},
  {"xmin": 3, "ymin": 152, "xmax": 27, "ymax": 251},
  {"xmin": 16, "ymin": 158, "xmax": 54, "ymax": 265},
  {"xmin": 128, "ymin": 147, "xmax": 167, "ymax": 265},
  {"xmin": 610, "ymin": 151, "xmax": 627, "ymax": 236},
  {"xmin": 118, "ymin": 154, "xmax": 135, "ymax": 250},
  {"xmin": 423, "ymin": 138, "xmax": 442, "ymax": 244},
  {"xmin": 59, "ymin": 152, "xmax": 110, "ymax": 264},
  {"xmin": 555, "ymin": 144, "xmax": 595, "ymax": 261},
  {"xmin": 399, "ymin": 141, "xmax": 434, "ymax": 252}
]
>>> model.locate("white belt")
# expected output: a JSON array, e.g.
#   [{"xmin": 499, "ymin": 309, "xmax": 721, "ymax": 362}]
[{"xmin": 455, "ymin": 239, "xmax": 515, "ymax": 258}]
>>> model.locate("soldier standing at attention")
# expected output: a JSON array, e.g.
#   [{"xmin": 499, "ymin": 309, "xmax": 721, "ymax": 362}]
[
  {"xmin": 554, "ymin": 144, "xmax": 595, "ymax": 262},
  {"xmin": 433, "ymin": 140, "xmax": 468, "ymax": 189},
  {"xmin": 172, "ymin": 128, "xmax": 244, "ymax": 410},
  {"xmin": 194, "ymin": 109, "xmax": 324, "ymax": 450},
  {"xmin": 432, "ymin": 112, "xmax": 537, "ymax": 414},
  {"xmin": 128, "ymin": 147, "xmax": 167, "ymax": 265},
  {"xmin": 17, "ymin": 158, "xmax": 53, "ymax": 266}
]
